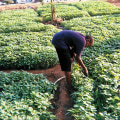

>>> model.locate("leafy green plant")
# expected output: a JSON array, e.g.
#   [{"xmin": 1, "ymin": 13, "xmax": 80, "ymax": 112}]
[
  {"xmin": 0, "ymin": 71, "xmax": 57, "ymax": 119},
  {"xmin": 70, "ymin": 63, "xmax": 96, "ymax": 119},
  {"xmin": 36, "ymin": 3, "xmax": 90, "ymax": 22},
  {"xmin": 0, "ymin": 2, "xmax": 120, "ymax": 119},
  {"xmin": 71, "ymin": 1, "xmax": 120, "ymax": 16},
  {"xmin": 0, "ymin": 9, "xmax": 60, "ymax": 69},
  {"xmin": 61, "ymin": 14, "xmax": 120, "ymax": 42}
]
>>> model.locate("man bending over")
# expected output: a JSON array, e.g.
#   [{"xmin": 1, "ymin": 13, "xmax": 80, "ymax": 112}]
[{"xmin": 52, "ymin": 30, "xmax": 94, "ymax": 93}]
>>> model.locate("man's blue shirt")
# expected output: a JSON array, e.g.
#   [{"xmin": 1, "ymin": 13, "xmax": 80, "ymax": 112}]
[{"xmin": 52, "ymin": 30, "xmax": 86, "ymax": 57}]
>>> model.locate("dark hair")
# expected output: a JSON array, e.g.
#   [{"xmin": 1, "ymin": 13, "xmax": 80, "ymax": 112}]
[{"xmin": 85, "ymin": 35, "xmax": 94, "ymax": 45}]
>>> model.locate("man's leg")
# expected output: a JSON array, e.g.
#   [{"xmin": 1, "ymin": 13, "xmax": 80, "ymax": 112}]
[
  {"xmin": 55, "ymin": 48, "xmax": 73, "ymax": 91},
  {"xmin": 65, "ymin": 71, "xmax": 72, "ymax": 90},
  {"xmin": 65, "ymin": 58, "xmax": 73, "ymax": 90}
]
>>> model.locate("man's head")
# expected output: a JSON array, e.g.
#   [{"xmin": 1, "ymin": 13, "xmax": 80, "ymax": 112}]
[{"xmin": 85, "ymin": 35, "xmax": 94, "ymax": 47}]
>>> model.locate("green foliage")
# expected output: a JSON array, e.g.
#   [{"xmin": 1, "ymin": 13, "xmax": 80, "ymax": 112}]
[
  {"xmin": 71, "ymin": 1, "xmax": 120, "ymax": 16},
  {"xmin": 92, "ymin": 52, "xmax": 120, "ymax": 119},
  {"xmin": 36, "ymin": 4, "xmax": 52, "ymax": 22},
  {"xmin": 0, "ymin": 43, "xmax": 58, "ymax": 69},
  {"xmin": 61, "ymin": 14, "xmax": 120, "ymax": 42},
  {"xmin": 70, "ymin": 63, "xmax": 96, "ymax": 120},
  {"xmin": 59, "ymin": 2, "xmax": 120, "ymax": 119},
  {"xmin": 0, "ymin": 9, "xmax": 60, "ymax": 69},
  {"xmin": 0, "ymin": 1, "xmax": 120, "ymax": 119},
  {"xmin": 55, "ymin": 4, "xmax": 90, "ymax": 20},
  {"xmin": 70, "ymin": 36, "xmax": 120, "ymax": 119},
  {"xmin": 36, "ymin": 1, "xmax": 120, "ymax": 22},
  {"xmin": 36, "ymin": 3, "xmax": 90, "ymax": 22},
  {"xmin": 0, "ymin": 71, "xmax": 57, "ymax": 119}
]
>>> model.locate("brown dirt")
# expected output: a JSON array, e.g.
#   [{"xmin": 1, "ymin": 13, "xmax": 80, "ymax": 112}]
[
  {"xmin": 0, "ymin": 3, "xmax": 40, "ymax": 11},
  {"xmin": 109, "ymin": 1, "xmax": 120, "ymax": 7}
]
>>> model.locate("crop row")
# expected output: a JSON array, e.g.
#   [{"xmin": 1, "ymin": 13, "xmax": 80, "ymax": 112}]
[
  {"xmin": 58, "ymin": 3, "xmax": 120, "ymax": 119},
  {"xmin": 65, "ymin": 9, "xmax": 120, "ymax": 118},
  {"xmin": 0, "ymin": 1, "xmax": 120, "ymax": 119},
  {"xmin": 71, "ymin": 1, "xmax": 120, "ymax": 16},
  {"xmin": 71, "ymin": 36, "xmax": 120, "ymax": 119},
  {"xmin": 36, "ymin": 3, "xmax": 89, "ymax": 22},
  {"xmin": 61, "ymin": 14, "xmax": 120, "ymax": 43},
  {"xmin": 36, "ymin": 1, "xmax": 120, "ymax": 22},
  {"xmin": 0, "ymin": 71, "xmax": 57, "ymax": 119},
  {"xmin": 70, "ymin": 63, "xmax": 96, "ymax": 119},
  {"xmin": 1, "ymin": 2, "xmax": 120, "ymax": 70},
  {"xmin": 0, "ymin": 9, "xmax": 60, "ymax": 69}
]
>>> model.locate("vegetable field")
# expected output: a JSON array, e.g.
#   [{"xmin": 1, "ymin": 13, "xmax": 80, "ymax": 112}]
[
  {"xmin": 0, "ymin": 1, "xmax": 120, "ymax": 119},
  {"xmin": 0, "ymin": 9, "xmax": 60, "ymax": 69},
  {"xmin": 0, "ymin": 71, "xmax": 57, "ymax": 119}
]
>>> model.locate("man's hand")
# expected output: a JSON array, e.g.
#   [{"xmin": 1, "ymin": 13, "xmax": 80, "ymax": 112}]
[
  {"xmin": 82, "ymin": 67, "xmax": 88, "ymax": 76},
  {"xmin": 73, "ymin": 53, "xmax": 88, "ymax": 76}
]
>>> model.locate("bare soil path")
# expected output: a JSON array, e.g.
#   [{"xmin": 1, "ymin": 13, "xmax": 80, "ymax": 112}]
[
  {"xmin": 108, "ymin": 0, "xmax": 120, "ymax": 7},
  {"xmin": 0, "ymin": 3, "xmax": 40, "ymax": 11}
]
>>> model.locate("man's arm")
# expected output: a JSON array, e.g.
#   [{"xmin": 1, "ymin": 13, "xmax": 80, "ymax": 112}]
[{"xmin": 73, "ymin": 53, "xmax": 88, "ymax": 76}]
